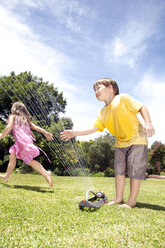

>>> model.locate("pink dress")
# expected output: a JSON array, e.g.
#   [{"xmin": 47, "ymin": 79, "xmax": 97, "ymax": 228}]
[{"xmin": 9, "ymin": 118, "xmax": 40, "ymax": 164}]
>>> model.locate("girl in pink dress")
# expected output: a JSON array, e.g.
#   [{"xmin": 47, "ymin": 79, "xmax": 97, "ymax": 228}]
[{"xmin": 0, "ymin": 102, "xmax": 53, "ymax": 188}]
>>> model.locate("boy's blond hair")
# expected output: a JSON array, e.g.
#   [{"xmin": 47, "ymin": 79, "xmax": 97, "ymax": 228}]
[{"xmin": 93, "ymin": 78, "xmax": 119, "ymax": 96}]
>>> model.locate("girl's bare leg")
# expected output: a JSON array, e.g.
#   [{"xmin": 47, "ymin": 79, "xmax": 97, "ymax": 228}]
[
  {"xmin": 27, "ymin": 160, "xmax": 53, "ymax": 188},
  {"xmin": 107, "ymin": 175, "xmax": 125, "ymax": 205},
  {"xmin": 0, "ymin": 152, "xmax": 16, "ymax": 182},
  {"xmin": 120, "ymin": 178, "xmax": 141, "ymax": 208}
]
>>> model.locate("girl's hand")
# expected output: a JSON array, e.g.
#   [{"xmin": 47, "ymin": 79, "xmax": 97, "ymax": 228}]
[
  {"xmin": 44, "ymin": 132, "xmax": 54, "ymax": 141},
  {"xmin": 60, "ymin": 130, "xmax": 75, "ymax": 141},
  {"xmin": 0, "ymin": 133, "xmax": 2, "ymax": 139},
  {"xmin": 144, "ymin": 122, "xmax": 155, "ymax": 137}
]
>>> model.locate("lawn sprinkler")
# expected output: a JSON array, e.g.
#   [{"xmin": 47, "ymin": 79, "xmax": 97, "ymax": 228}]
[{"xmin": 79, "ymin": 190, "xmax": 108, "ymax": 210}]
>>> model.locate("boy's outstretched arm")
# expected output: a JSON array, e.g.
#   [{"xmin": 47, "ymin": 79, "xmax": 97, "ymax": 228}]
[
  {"xmin": 139, "ymin": 105, "xmax": 155, "ymax": 137},
  {"xmin": 60, "ymin": 126, "xmax": 99, "ymax": 141},
  {"xmin": 0, "ymin": 115, "xmax": 14, "ymax": 140},
  {"xmin": 30, "ymin": 123, "xmax": 54, "ymax": 141}
]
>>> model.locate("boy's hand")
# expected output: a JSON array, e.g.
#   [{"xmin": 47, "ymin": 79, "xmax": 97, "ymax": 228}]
[
  {"xmin": 45, "ymin": 132, "xmax": 54, "ymax": 141},
  {"xmin": 60, "ymin": 130, "xmax": 75, "ymax": 141},
  {"xmin": 144, "ymin": 122, "xmax": 155, "ymax": 137}
]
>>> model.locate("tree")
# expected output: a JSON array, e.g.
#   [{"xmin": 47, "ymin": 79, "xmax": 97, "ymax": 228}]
[
  {"xmin": 79, "ymin": 132, "xmax": 116, "ymax": 172},
  {"xmin": 150, "ymin": 141, "xmax": 165, "ymax": 174},
  {"xmin": 0, "ymin": 121, "xmax": 14, "ymax": 172},
  {"xmin": 0, "ymin": 71, "xmax": 67, "ymax": 124}
]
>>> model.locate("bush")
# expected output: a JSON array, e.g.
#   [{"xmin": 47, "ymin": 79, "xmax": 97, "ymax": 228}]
[
  {"xmin": 104, "ymin": 167, "xmax": 115, "ymax": 177},
  {"xmin": 54, "ymin": 167, "xmax": 63, "ymax": 176},
  {"xmin": 14, "ymin": 162, "xmax": 33, "ymax": 174},
  {"xmin": 63, "ymin": 167, "xmax": 90, "ymax": 177},
  {"xmin": 20, "ymin": 164, "xmax": 33, "ymax": 174},
  {"xmin": 91, "ymin": 172, "xmax": 105, "ymax": 177},
  {"xmin": 146, "ymin": 162, "xmax": 154, "ymax": 175}
]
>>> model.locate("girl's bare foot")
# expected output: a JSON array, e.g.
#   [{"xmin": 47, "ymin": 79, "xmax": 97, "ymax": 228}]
[
  {"xmin": 106, "ymin": 199, "xmax": 124, "ymax": 205},
  {"xmin": 47, "ymin": 171, "xmax": 53, "ymax": 188},
  {"xmin": 0, "ymin": 174, "xmax": 9, "ymax": 183}
]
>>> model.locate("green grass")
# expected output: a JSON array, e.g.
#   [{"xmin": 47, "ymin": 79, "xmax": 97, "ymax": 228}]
[{"xmin": 0, "ymin": 174, "xmax": 164, "ymax": 248}]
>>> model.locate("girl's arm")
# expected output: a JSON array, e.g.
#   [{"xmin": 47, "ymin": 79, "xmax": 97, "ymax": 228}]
[
  {"xmin": 30, "ymin": 123, "xmax": 54, "ymax": 141},
  {"xmin": 0, "ymin": 115, "xmax": 14, "ymax": 139},
  {"xmin": 139, "ymin": 105, "xmax": 155, "ymax": 137},
  {"xmin": 60, "ymin": 126, "xmax": 99, "ymax": 141}
]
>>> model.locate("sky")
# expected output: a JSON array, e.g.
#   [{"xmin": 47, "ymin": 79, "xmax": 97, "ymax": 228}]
[{"xmin": 0, "ymin": 0, "xmax": 165, "ymax": 147}]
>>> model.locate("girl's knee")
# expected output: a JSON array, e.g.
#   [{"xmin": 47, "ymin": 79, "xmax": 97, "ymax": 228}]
[
  {"xmin": 27, "ymin": 160, "xmax": 35, "ymax": 166},
  {"xmin": 10, "ymin": 152, "xmax": 16, "ymax": 160}
]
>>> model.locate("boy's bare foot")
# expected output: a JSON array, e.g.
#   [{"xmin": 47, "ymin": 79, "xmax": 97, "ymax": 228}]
[
  {"xmin": 47, "ymin": 171, "xmax": 53, "ymax": 188},
  {"xmin": 0, "ymin": 174, "xmax": 9, "ymax": 183},
  {"xmin": 120, "ymin": 201, "xmax": 136, "ymax": 208},
  {"xmin": 106, "ymin": 199, "xmax": 124, "ymax": 205}
]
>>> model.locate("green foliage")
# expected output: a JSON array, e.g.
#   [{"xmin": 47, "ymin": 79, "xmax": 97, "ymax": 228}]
[
  {"xmin": 54, "ymin": 167, "xmax": 63, "ymax": 176},
  {"xmin": 68, "ymin": 167, "xmax": 91, "ymax": 176},
  {"xmin": 151, "ymin": 142, "xmax": 165, "ymax": 166},
  {"xmin": 104, "ymin": 167, "xmax": 115, "ymax": 177},
  {"xmin": 91, "ymin": 172, "xmax": 105, "ymax": 177},
  {"xmin": 79, "ymin": 132, "xmax": 115, "ymax": 172},
  {"xmin": 0, "ymin": 71, "xmax": 67, "ymax": 124},
  {"xmin": 14, "ymin": 163, "xmax": 33, "ymax": 174},
  {"xmin": 148, "ymin": 141, "xmax": 165, "ymax": 174},
  {"xmin": 77, "ymin": 139, "xmax": 94, "ymax": 154},
  {"xmin": 0, "ymin": 121, "xmax": 14, "ymax": 171}
]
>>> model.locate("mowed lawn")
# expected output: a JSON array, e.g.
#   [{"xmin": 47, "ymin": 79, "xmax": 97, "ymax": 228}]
[{"xmin": 0, "ymin": 174, "xmax": 164, "ymax": 248}]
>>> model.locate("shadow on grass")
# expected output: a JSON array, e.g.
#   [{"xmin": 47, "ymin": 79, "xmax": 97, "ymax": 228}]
[
  {"xmin": 0, "ymin": 182, "xmax": 54, "ymax": 193},
  {"xmin": 79, "ymin": 207, "xmax": 98, "ymax": 212},
  {"xmin": 136, "ymin": 202, "xmax": 165, "ymax": 211}
]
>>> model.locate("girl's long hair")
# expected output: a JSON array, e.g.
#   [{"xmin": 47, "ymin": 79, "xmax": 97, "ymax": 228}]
[{"xmin": 11, "ymin": 102, "xmax": 32, "ymax": 126}]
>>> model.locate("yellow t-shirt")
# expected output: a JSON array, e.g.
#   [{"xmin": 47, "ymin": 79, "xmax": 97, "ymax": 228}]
[{"xmin": 93, "ymin": 94, "xmax": 148, "ymax": 148}]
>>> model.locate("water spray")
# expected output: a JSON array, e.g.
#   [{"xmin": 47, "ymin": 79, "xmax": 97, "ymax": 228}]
[{"xmin": 79, "ymin": 190, "xmax": 108, "ymax": 210}]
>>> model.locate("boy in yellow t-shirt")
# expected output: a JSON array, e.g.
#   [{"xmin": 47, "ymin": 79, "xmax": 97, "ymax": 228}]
[{"xmin": 61, "ymin": 78, "xmax": 155, "ymax": 208}]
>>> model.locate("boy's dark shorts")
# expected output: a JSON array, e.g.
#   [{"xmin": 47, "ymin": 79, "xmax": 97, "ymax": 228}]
[{"xmin": 114, "ymin": 145, "xmax": 148, "ymax": 180}]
